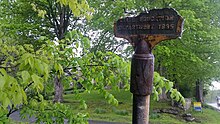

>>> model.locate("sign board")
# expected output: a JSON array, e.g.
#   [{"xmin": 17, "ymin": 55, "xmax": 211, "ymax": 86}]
[
  {"xmin": 193, "ymin": 102, "xmax": 202, "ymax": 111},
  {"xmin": 114, "ymin": 8, "xmax": 184, "ymax": 48}
]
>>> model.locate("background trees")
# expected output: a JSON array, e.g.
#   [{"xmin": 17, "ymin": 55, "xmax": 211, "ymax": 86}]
[
  {"xmin": 1, "ymin": 0, "xmax": 220, "ymax": 123},
  {"xmin": 87, "ymin": 0, "xmax": 220, "ymax": 101},
  {"xmin": 0, "ymin": 0, "xmax": 131, "ymax": 123}
]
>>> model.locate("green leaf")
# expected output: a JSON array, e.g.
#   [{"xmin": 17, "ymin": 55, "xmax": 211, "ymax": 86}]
[
  {"xmin": 75, "ymin": 42, "xmax": 79, "ymax": 48},
  {"xmin": 74, "ymin": 8, "xmax": 81, "ymax": 17},
  {"xmin": 38, "ymin": 94, "xmax": 44, "ymax": 101},
  {"xmin": 0, "ymin": 92, "xmax": 11, "ymax": 109},
  {"xmin": 19, "ymin": 62, "xmax": 28, "ymax": 71},
  {"xmin": 21, "ymin": 89, "xmax": 27, "ymax": 104},
  {"xmin": 54, "ymin": 63, "xmax": 64, "ymax": 77},
  {"xmin": 157, "ymin": 87, "xmax": 162, "ymax": 94},
  {"xmin": 2, "ymin": 97, "xmax": 11, "ymax": 109},
  {"xmin": 42, "ymin": 63, "xmax": 49, "ymax": 80},
  {"xmin": 0, "ymin": 69, "xmax": 7, "ymax": 76},
  {"xmin": 69, "ymin": 1, "xmax": 77, "ymax": 12},
  {"xmin": 31, "ymin": 74, "xmax": 44, "ymax": 92},
  {"xmin": 82, "ymin": 37, "xmax": 90, "ymax": 48},
  {"xmin": 164, "ymin": 81, "xmax": 174, "ymax": 93},
  {"xmin": 21, "ymin": 71, "xmax": 30, "ymax": 83},
  {"xmin": 30, "ymin": 99, "xmax": 38, "ymax": 107},
  {"xmin": 0, "ymin": 76, "xmax": 6, "ymax": 90},
  {"xmin": 35, "ymin": 59, "xmax": 44, "ymax": 74},
  {"xmin": 21, "ymin": 53, "xmax": 31, "ymax": 61},
  {"xmin": 37, "ymin": 10, "xmax": 47, "ymax": 18},
  {"xmin": 153, "ymin": 87, "xmax": 159, "ymax": 101},
  {"xmin": 28, "ymin": 57, "xmax": 35, "ymax": 70},
  {"xmin": 153, "ymin": 72, "xmax": 161, "ymax": 83},
  {"xmin": 13, "ymin": 92, "xmax": 23, "ymax": 106},
  {"xmin": 54, "ymin": 63, "xmax": 60, "ymax": 71},
  {"xmin": 80, "ymin": 100, "xmax": 87, "ymax": 109}
]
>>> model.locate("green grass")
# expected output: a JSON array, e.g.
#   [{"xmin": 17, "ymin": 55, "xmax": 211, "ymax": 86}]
[
  {"xmin": 188, "ymin": 107, "xmax": 220, "ymax": 124},
  {"xmin": 63, "ymin": 90, "xmax": 220, "ymax": 124},
  {"xmin": 63, "ymin": 90, "xmax": 132, "ymax": 123}
]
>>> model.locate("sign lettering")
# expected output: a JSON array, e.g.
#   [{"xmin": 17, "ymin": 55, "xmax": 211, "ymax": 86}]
[{"xmin": 114, "ymin": 8, "xmax": 184, "ymax": 39}]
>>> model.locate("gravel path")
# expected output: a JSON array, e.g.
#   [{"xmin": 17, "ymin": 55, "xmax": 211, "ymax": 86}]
[
  {"xmin": 88, "ymin": 120, "xmax": 127, "ymax": 124},
  {"xmin": 207, "ymin": 103, "xmax": 220, "ymax": 111},
  {"xmin": 9, "ymin": 111, "xmax": 36, "ymax": 123}
]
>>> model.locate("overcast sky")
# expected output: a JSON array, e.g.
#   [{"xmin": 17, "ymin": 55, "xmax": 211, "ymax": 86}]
[{"xmin": 210, "ymin": 81, "xmax": 220, "ymax": 90}]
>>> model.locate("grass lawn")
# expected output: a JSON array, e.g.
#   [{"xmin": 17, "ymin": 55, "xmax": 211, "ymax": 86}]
[
  {"xmin": 63, "ymin": 90, "xmax": 133, "ymax": 123},
  {"xmin": 63, "ymin": 90, "xmax": 220, "ymax": 124}
]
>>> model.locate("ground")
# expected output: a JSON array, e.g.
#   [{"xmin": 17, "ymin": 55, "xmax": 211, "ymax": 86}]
[{"xmin": 9, "ymin": 89, "xmax": 220, "ymax": 124}]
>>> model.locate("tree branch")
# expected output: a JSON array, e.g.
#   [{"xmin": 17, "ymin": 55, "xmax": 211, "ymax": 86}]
[
  {"xmin": 47, "ymin": 0, "xmax": 59, "ymax": 38},
  {"xmin": 24, "ymin": 81, "xmax": 34, "ymax": 91},
  {"xmin": 93, "ymin": 31, "xmax": 108, "ymax": 53},
  {"xmin": 113, "ymin": 41, "xmax": 130, "ymax": 53},
  {"xmin": 7, "ymin": 104, "xmax": 20, "ymax": 118}
]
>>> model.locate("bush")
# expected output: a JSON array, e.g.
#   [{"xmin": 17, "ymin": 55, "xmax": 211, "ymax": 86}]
[
  {"xmin": 150, "ymin": 112, "xmax": 160, "ymax": 119},
  {"xmin": 112, "ymin": 107, "xmax": 129, "ymax": 116},
  {"xmin": 94, "ymin": 108, "xmax": 107, "ymax": 114}
]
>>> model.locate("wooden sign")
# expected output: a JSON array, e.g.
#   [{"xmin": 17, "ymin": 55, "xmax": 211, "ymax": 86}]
[
  {"xmin": 114, "ymin": 8, "xmax": 184, "ymax": 48},
  {"xmin": 114, "ymin": 8, "xmax": 184, "ymax": 124}
]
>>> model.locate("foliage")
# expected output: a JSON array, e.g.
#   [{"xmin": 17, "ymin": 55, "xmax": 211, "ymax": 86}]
[
  {"xmin": 0, "ymin": 0, "xmax": 52, "ymax": 47},
  {"xmin": 87, "ymin": 0, "xmax": 220, "ymax": 98},
  {"xmin": 21, "ymin": 102, "xmax": 88, "ymax": 124},
  {"xmin": 205, "ymin": 89, "xmax": 220, "ymax": 103},
  {"xmin": 0, "ymin": 33, "xmax": 129, "ymax": 123},
  {"xmin": 58, "ymin": 0, "xmax": 94, "ymax": 20},
  {"xmin": 0, "ymin": 38, "xmax": 77, "ymax": 123},
  {"xmin": 0, "ymin": 41, "xmax": 51, "ymax": 123},
  {"xmin": 76, "ymin": 51, "xmax": 130, "ymax": 105},
  {"xmin": 154, "ymin": 0, "xmax": 220, "ymax": 97},
  {"xmin": 3, "ymin": 0, "xmax": 219, "ymax": 123},
  {"xmin": 0, "ymin": 29, "xmax": 131, "ymax": 123},
  {"xmin": 0, "ymin": 0, "xmax": 131, "ymax": 123},
  {"xmin": 153, "ymin": 72, "xmax": 185, "ymax": 105},
  {"xmin": 94, "ymin": 108, "xmax": 107, "ymax": 114},
  {"xmin": 0, "ymin": 0, "xmax": 94, "ymax": 44}
]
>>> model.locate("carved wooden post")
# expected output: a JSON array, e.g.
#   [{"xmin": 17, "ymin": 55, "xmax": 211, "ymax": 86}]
[
  {"xmin": 130, "ymin": 36, "xmax": 154, "ymax": 124},
  {"xmin": 114, "ymin": 8, "xmax": 184, "ymax": 124}
]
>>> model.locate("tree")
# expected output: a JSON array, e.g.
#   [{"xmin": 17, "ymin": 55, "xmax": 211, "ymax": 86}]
[
  {"xmin": 0, "ymin": 0, "xmax": 131, "ymax": 123},
  {"xmin": 86, "ymin": 0, "xmax": 186, "ymax": 103},
  {"xmin": 0, "ymin": 28, "xmax": 86, "ymax": 122},
  {"xmin": 0, "ymin": 0, "xmax": 94, "ymax": 102},
  {"xmin": 86, "ymin": 0, "xmax": 220, "ymax": 101},
  {"xmin": 152, "ymin": 0, "xmax": 220, "ymax": 101},
  {"xmin": 0, "ymin": 0, "xmax": 186, "ymax": 123}
]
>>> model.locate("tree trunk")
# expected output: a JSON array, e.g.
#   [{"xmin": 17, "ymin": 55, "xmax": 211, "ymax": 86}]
[
  {"xmin": 195, "ymin": 80, "xmax": 203, "ymax": 103},
  {"xmin": 50, "ymin": 5, "xmax": 70, "ymax": 103},
  {"xmin": 157, "ymin": 60, "xmax": 168, "ymax": 100},
  {"xmin": 159, "ymin": 88, "xmax": 168, "ymax": 100},
  {"xmin": 53, "ymin": 76, "xmax": 63, "ymax": 102}
]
